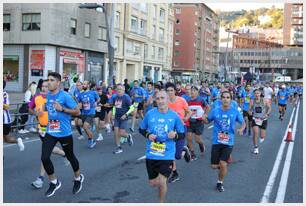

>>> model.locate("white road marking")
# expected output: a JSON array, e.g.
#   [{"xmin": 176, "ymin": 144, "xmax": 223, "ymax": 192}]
[
  {"xmin": 260, "ymin": 106, "xmax": 296, "ymax": 203},
  {"xmin": 137, "ymin": 155, "xmax": 146, "ymax": 161},
  {"xmin": 275, "ymin": 101, "xmax": 300, "ymax": 203}
]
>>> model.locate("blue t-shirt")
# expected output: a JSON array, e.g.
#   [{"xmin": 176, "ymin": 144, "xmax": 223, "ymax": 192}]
[
  {"xmin": 145, "ymin": 89, "xmax": 155, "ymax": 113},
  {"xmin": 46, "ymin": 90, "xmax": 78, "ymax": 138},
  {"xmin": 110, "ymin": 94, "xmax": 132, "ymax": 119},
  {"xmin": 181, "ymin": 94, "xmax": 192, "ymax": 102},
  {"xmin": 78, "ymin": 90, "xmax": 100, "ymax": 115},
  {"xmin": 140, "ymin": 108, "xmax": 185, "ymax": 160},
  {"xmin": 130, "ymin": 87, "xmax": 146, "ymax": 103},
  {"xmin": 207, "ymin": 107, "xmax": 244, "ymax": 146},
  {"xmin": 211, "ymin": 100, "xmax": 239, "ymax": 110},
  {"xmin": 278, "ymin": 89, "xmax": 289, "ymax": 105},
  {"xmin": 241, "ymin": 90, "xmax": 254, "ymax": 111},
  {"xmin": 211, "ymin": 87, "xmax": 220, "ymax": 100},
  {"xmin": 73, "ymin": 89, "xmax": 81, "ymax": 100}
]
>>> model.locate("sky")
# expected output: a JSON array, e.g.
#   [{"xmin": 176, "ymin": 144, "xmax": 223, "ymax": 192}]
[{"xmin": 206, "ymin": 3, "xmax": 284, "ymax": 12}]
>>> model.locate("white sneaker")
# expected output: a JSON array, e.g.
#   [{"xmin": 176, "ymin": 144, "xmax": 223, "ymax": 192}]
[
  {"xmin": 259, "ymin": 138, "xmax": 265, "ymax": 143},
  {"xmin": 29, "ymin": 127, "xmax": 37, "ymax": 132},
  {"xmin": 23, "ymin": 129, "xmax": 30, "ymax": 133},
  {"xmin": 32, "ymin": 177, "xmax": 44, "ymax": 189},
  {"xmin": 96, "ymin": 134, "xmax": 104, "ymax": 141},
  {"xmin": 18, "ymin": 129, "xmax": 26, "ymax": 134},
  {"xmin": 78, "ymin": 135, "xmax": 84, "ymax": 140},
  {"xmin": 17, "ymin": 138, "xmax": 25, "ymax": 151},
  {"xmin": 253, "ymin": 147, "xmax": 259, "ymax": 154}
]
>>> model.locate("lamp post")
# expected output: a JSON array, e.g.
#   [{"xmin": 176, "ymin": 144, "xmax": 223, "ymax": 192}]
[
  {"xmin": 224, "ymin": 28, "xmax": 238, "ymax": 82},
  {"xmin": 79, "ymin": 3, "xmax": 115, "ymax": 86}
]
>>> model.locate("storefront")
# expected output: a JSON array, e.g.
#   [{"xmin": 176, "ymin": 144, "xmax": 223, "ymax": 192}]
[
  {"xmin": 86, "ymin": 51, "xmax": 104, "ymax": 84},
  {"xmin": 59, "ymin": 48, "xmax": 85, "ymax": 82}
]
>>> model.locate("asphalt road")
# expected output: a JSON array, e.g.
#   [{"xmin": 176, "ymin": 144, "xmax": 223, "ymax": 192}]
[{"xmin": 3, "ymin": 100, "xmax": 303, "ymax": 203}]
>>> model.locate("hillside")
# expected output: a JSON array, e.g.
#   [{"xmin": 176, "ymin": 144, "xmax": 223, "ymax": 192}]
[{"xmin": 215, "ymin": 6, "xmax": 284, "ymax": 29}]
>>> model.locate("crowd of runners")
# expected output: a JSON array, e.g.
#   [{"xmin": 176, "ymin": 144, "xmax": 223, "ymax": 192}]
[{"xmin": 3, "ymin": 73, "xmax": 303, "ymax": 202}]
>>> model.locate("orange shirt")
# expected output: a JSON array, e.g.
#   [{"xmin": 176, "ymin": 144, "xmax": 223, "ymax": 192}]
[
  {"xmin": 34, "ymin": 94, "xmax": 48, "ymax": 126},
  {"xmin": 168, "ymin": 96, "xmax": 188, "ymax": 121}
]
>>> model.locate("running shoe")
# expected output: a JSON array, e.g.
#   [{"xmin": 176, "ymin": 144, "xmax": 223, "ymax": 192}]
[
  {"xmin": 88, "ymin": 139, "xmax": 96, "ymax": 149},
  {"xmin": 17, "ymin": 138, "xmax": 25, "ymax": 151},
  {"xmin": 78, "ymin": 135, "xmax": 85, "ymax": 140},
  {"xmin": 127, "ymin": 134, "xmax": 134, "ymax": 146},
  {"xmin": 259, "ymin": 137, "xmax": 265, "ymax": 143},
  {"xmin": 168, "ymin": 172, "xmax": 180, "ymax": 183},
  {"xmin": 45, "ymin": 180, "xmax": 61, "ymax": 197},
  {"xmin": 182, "ymin": 146, "xmax": 191, "ymax": 163},
  {"xmin": 191, "ymin": 151, "xmax": 197, "ymax": 161},
  {"xmin": 253, "ymin": 147, "xmax": 259, "ymax": 154},
  {"xmin": 72, "ymin": 174, "xmax": 84, "ymax": 194},
  {"xmin": 31, "ymin": 176, "xmax": 44, "ymax": 189},
  {"xmin": 216, "ymin": 183, "xmax": 224, "ymax": 192},
  {"xmin": 18, "ymin": 129, "xmax": 29, "ymax": 134},
  {"xmin": 96, "ymin": 134, "xmax": 104, "ymax": 141},
  {"xmin": 113, "ymin": 146, "xmax": 123, "ymax": 154}
]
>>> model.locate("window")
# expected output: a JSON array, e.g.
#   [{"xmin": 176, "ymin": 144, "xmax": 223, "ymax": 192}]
[
  {"xmin": 115, "ymin": 11, "xmax": 120, "ymax": 28},
  {"xmin": 152, "ymin": 46, "xmax": 156, "ymax": 58},
  {"xmin": 176, "ymin": 19, "xmax": 180, "ymax": 24},
  {"xmin": 144, "ymin": 44, "xmax": 148, "ymax": 58},
  {"xmin": 98, "ymin": 26, "xmax": 107, "ymax": 40},
  {"xmin": 3, "ymin": 14, "xmax": 10, "ymax": 31},
  {"xmin": 175, "ymin": 50, "xmax": 180, "ymax": 56},
  {"xmin": 139, "ymin": 3, "xmax": 147, "ymax": 13},
  {"xmin": 160, "ymin": 8, "xmax": 165, "ymax": 22},
  {"xmin": 176, "ymin": 8, "xmax": 181, "ymax": 14},
  {"xmin": 140, "ymin": 19, "xmax": 147, "ymax": 35},
  {"xmin": 158, "ymin": 47, "xmax": 164, "ymax": 59},
  {"xmin": 159, "ymin": 28, "xmax": 164, "ymax": 42},
  {"xmin": 114, "ymin": 36, "xmax": 119, "ymax": 51},
  {"xmin": 175, "ymin": 29, "xmax": 180, "ymax": 35},
  {"xmin": 174, "ymin": 61, "xmax": 179, "ymax": 66},
  {"xmin": 175, "ymin": 40, "xmax": 180, "ymax": 46},
  {"xmin": 22, "ymin": 13, "xmax": 41, "ymax": 31},
  {"xmin": 131, "ymin": 16, "xmax": 138, "ymax": 32},
  {"xmin": 152, "ymin": 25, "xmax": 156, "ymax": 39},
  {"xmin": 134, "ymin": 43, "xmax": 140, "ymax": 55},
  {"xmin": 84, "ymin": 23, "xmax": 91, "ymax": 38},
  {"xmin": 153, "ymin": 5, "xmax": 157, "ymax": 19},
  {"xmin": 70, "ymin": 18, "xmax": 77, "ymax": 35}
]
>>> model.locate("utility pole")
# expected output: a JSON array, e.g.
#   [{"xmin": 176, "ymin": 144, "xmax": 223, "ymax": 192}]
[{"xmin": 79, "ymin": 3, "xmax": 115, "ymax": 86}]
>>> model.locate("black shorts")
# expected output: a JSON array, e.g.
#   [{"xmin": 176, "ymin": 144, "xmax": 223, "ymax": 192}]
[
  {"xmin": 104, "ymin": 107, "xmax": 112, "ymax": 114},
  {"xmin": 251, "ymin": 118, "xmax": 268, "ymax": 130},
  {"xmin": 211, "ymin": 144, "xmax": 233, "ymax": 165},
  {"xmin": 243, "ymin": 111, "xmax": 252, "ymax": 121},
  {"xmin": 278, "ymin": 103, "xmax": 287, "ymax": 108},
  {"xmin": 146, "ymin": 159, "xmax": 173, "ymax": 180},
  {"xmin": 3, "ymin": 123, "xmax": 11, "ymax": 136},
  {"xmin": 80, "ymin": 114, "xmax": 95, "ymax": 125},
  {"xmin": 187, "ymin": 120, "xmax": 204, "ymax": 135},
  {"xmin": 137, "ymin": 102, "xmax": 144, "ymax": 110},
  {"xmin": 95, "ymin": 110, "xmax": 106, "ymax": 121}
]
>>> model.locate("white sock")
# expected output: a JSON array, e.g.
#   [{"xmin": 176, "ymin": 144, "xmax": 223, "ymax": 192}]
[
  {"xmin": 51, "ymin": 179, "xmax": 57, "ymax": 184},
  {"xmin": 75, "ymin": 176, "xmax": 81, "ymax": 181},
  {"xmin": 217, "ymin": 180, "xmax": 223, "ymax": 184}
]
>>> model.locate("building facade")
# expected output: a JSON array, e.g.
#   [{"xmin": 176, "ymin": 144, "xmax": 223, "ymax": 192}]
[
  {"xmin": 283, "ymin": 3, "xmax": 303, "ymax": 47},
  {"xmin": 172, "ymin": 3, "xmax": 219, "ymax": 82},
  {"xmin": 112, "ymin": 3, "xmax": 174, "ymax": 83},
  {"xmin": 3, "ymin": 3, "xmax": 108, "ymax": 92},
  {"xmin": 233, "ymin": 47, "xmax": 303, "ymax": 80}
]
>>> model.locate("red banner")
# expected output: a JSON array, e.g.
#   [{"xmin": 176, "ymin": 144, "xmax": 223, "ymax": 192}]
[{"xmin": 30, "ymin": 50, "xmax": 45, "ymax": 70}]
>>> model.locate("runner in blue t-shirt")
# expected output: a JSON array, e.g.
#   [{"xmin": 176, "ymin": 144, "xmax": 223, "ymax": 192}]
[
  {"xmin": 277, "ymin": 84, "xmax": 289, "ymax": 121},
  {"xmin": 240, "ymin": 84, "xmax": 254, "ymax": 136},
  {"xmin": 139, "ymin": 90, "xmax": 185, "ymax": 203},
  {"xmin": 77, "ymin": 81, "xmax": 100, "ymax": 148},
  {"xmin": 110, "ymin": 84, "xmax": 135, "ymax": 154},
  {"xmin": 181, "ymin": 84, "xmax": 192, "ymax": 102},
  {"xmin": 211, "ymin": 82, "xmax": 221, "ymax": 102},
  {"xmin": 203, "ymin": 90, "xmax": 245, "ymax": 192},
  {"xmin": 43, "ymin": 72, "xmax": 84, "ymax": 198},
  {"xmin": 143, "ymin": 82, "xmax": 155, "ymax": 114},
  {"xmin": 129, "ymin": 80, "xmax": 146, "ymax": 132}
]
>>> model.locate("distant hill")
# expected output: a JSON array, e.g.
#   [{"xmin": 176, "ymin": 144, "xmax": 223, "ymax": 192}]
[{"xmin": 215, "ymin": 6, "xmax": 284, "ymax": 29}]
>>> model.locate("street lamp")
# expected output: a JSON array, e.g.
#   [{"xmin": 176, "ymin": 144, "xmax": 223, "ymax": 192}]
[
  {"xmin": 79, "ymin": 3, "xmax": 115, "ymax": 86},
  {"xmin": 225, "ymin": 28, "xmax": 238, "ymax": 82}
]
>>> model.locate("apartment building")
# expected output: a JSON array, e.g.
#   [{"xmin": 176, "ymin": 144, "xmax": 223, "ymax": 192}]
[
  {"xmin": 3, "ymin": 3, "xmax": 108, "ymax": 92},
  {"xmin": 112, "ymin": 3, "xmax": 174, "ymax": 83}
]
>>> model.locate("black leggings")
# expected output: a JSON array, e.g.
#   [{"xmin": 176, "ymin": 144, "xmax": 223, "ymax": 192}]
[{"xmin": 41, "ymin": 134, "xmax": 79, "ymax": 175}]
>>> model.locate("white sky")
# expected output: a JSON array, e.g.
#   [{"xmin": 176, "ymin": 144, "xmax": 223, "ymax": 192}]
[{"xmin": 206, "ymin": 3, "xmax": 284, "ymax": 12}]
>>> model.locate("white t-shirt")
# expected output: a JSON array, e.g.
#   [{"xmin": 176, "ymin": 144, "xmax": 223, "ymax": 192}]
[{"xmin": 263, "ymin": 87, "xmax": 273, "ymax": 99}]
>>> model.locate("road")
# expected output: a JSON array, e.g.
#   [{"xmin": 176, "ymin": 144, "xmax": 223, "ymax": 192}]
[{"xmin": 3, "ymin": 100, "xmax": 303, "ymax": 203}]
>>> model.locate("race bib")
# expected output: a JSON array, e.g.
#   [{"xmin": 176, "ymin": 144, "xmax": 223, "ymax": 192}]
[
  {"xmin": 254, "ymin": 118, "xmax": 263, "ymax": 126},
  {"xmin": 49, "ymin": 120, "xmax": 61, "ymax": 133},
  {"xmin": 217, "ymin": 132, "xmax": 229, "ymax": 144},
  {"xmin": 150, "ymin": 142, "xmax": 166, "ymax": 156}
]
